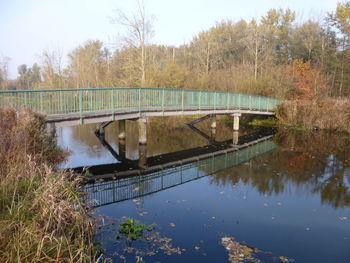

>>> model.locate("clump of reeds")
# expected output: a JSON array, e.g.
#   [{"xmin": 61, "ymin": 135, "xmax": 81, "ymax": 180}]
[
  {"xmin": 276, "ymin": 98, "xmax": 350, "ymax": 133},
  {"xmin": 0, "ymin": 107, "xmax": 95, "ymax": 262}
]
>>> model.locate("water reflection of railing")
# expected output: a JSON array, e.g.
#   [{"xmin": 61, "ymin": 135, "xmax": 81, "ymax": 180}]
[{"xmin": 85, "ymin": 138, "xmax": 276, "ymax": 207}]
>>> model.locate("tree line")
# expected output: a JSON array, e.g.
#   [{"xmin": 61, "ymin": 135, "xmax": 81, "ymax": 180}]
[{"xmin": 1, "ymin": 1, "xmax": 350, "ymax": 99}]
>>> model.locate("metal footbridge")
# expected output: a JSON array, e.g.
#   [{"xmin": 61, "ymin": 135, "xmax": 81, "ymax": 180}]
[{"xmin": 0, "ymin": 87, "xmax": 281, "ymax": 126}]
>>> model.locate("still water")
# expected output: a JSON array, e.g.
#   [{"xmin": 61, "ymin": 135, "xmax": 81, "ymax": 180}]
[{"xmin": 57, "ymin": 118, "xmax": 350, "ymax": 263}]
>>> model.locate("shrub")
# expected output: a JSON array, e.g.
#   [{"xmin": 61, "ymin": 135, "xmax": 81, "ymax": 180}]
[{"xmin": 276, "ymin": 99, "xmax": 350, "ymax": 132}]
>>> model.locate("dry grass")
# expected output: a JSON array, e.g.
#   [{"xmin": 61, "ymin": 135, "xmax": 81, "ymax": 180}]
[
  {"xmin": 276, "ymin": 98, "xmax": 350, "ymax": 133},
  {"xmin": 0, "ymin": 107, "xmax": 95, "ymax": 263}
]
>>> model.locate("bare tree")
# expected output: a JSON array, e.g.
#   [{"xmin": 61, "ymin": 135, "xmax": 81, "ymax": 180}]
[
  {"xmin": 0, "ymin": 56, "xmax": 10, "ymax": 90},
  {"xmin": 40, "ymin": 48, "xmax": 63, "ymax": 89},
  {"xmin": 111, "ymin": 0, "xmax": 154, "ymax": 86}
]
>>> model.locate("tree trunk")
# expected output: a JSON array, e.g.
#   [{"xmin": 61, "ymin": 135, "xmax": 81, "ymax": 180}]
[
  {"xmin": 141, "ymin": 36, "xmax": 146, "ymax": 86},
  {"xmin": 254, "ymin": 30, "xmax": 258, "ymax": 80},
  {"xmin": 206, "ymin": 41, "xmax": 210, "ymax": 75}
]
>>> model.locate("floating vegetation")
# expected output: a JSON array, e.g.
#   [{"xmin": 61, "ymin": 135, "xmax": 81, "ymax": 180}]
[
  {"xmin": 97, "ymin": 217, "xmax": 184, "ymax": 262},
  {"xmin": 118, "ymin": 218, "xmax": 153, "ymax": 241},
  {"xmin": 221, "ymin": 237, "xmax": 260, "ymax": 263},
  {"xmin": 221, "ymin": 237, "xmax": 294, "ymax": 263}
]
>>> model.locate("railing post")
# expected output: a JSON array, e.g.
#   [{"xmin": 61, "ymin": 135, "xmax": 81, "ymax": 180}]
[
  {"xmin": 59, "ymin": 91, "xmax": 62, "ymax": 113},
  {"xmin": 180, "ymin": 166, "xmax": 183, "ymax": 183},
  {"xmin": 238, "ymin": 94, "xmax": 241, "ymax": 109},
  {"xmin": 79, "ymin": 89, "xmax": 83, "ymax": 121},
  {"xmin": 228, "ymin": 93, "xmax": 231, "ymax": 110},
  {"xmin": 40, "ymin": 92, "xmax": 43, "ymax": 112},
  {"xmin": 111, "ymin": 89, "xmax": 115, "ymax": 120},
  {"xmin": 24, "ymin": 92, "xmax": 27, "ymax": 107},
  {"xmin": 199, "ymin": 90, "xmax": 201, "ymax": 111},
  {"xmin": 161, "ymin": 172, "xmax": 164, "ymax": 188},
  {"xmin": 214, "ymin": 92, "xmax": 217, "ymax": 111},
  {"xmin": 181, "ymin": 89, "xmax": 184, "ymax": 111},
  {"xmin": 138, "ymin": 88, "xmax": 141, "ymax": 112},
  {"xmin": 162, "ymin": 88, "xmax": 165, "ymax": 113},
  {"xmin": 111, "ymin": 89, "xmax": 114, "ymax": 109}
]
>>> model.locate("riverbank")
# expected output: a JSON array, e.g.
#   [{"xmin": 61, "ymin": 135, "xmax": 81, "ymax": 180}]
[
  {"xmin": 0, "ymin": 108, "xmax": 95, "ymax": 262},
  {"xmin": 276, "ymin": 98, "xmax": 350, "ymax": 133}
]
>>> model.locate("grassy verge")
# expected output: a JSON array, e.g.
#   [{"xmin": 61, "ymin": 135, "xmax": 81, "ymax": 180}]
[
  {"xmin": 248, "ymin": 117, "xmax": 279, "ymax": 128},
  {"xmin": 0, "ymin": 108, "xmax": 95, "ymax": 262},
  {"xmin": 276, "ymin": 98, "xmax": 350, "ymax": 133}
]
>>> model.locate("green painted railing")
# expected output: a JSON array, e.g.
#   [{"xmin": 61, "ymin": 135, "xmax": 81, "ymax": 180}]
[{"xmin": 0, "ymin": 87, "xmax": 281, "ymax": 116}]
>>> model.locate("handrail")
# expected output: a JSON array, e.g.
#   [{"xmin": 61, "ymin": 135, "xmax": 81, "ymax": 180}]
[
  {"xmin": 0, "ymin": 87, "xmax": 281, "ymax": 98},
  {"xmin": 0, "ymin": 87, "xmax": 282, "ymax": 116}
]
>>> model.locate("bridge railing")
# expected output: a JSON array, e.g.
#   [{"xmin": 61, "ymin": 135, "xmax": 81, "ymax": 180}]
[
  {"xmin": 0, "ymin": 87, "xmax": 281, "ymax": 116},
  {"xmin": 85, "ymin": 139, "xmax": 277, "ymax": 206}
]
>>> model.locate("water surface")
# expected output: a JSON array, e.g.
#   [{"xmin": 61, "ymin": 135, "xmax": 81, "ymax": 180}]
[{"xmin": 57, "ymin": 118, "xmax": 350, "ymax": 263}]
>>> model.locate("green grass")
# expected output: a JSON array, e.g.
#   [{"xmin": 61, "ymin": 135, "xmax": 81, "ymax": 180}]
[{"xmin": 248, "ymin": 117, "xmax": 279, "ymax": 127}]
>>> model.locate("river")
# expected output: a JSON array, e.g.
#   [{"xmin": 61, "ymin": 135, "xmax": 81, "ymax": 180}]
[{"xmin": 57, "ymin": 117, "xmax": 350, "ymax": 263}]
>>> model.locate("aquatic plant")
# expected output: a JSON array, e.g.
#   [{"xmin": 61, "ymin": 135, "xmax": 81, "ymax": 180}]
[{"xmin": 118, "ymin": 217, "xmax": 154, "ymax": 240}]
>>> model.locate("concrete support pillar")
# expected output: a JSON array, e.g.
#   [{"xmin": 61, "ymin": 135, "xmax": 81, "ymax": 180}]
[
  {"xmin": 233, "ymin": 131, "xmax": 239, "ymax": 145},
  {"xmin": 118, "ymin": 140, "xmax": 126, "ymax": 160},
  {"xmin": 210, "ymin": 128, "xmax": 216, "ymax": 139},
  {"xmin": 45, "ymin": 123, "xmax": 56, "ymax": 137},
  {"xmin": 118, "ymin": 120, "xmax": 126, "ymax": 140},
  {"xmin": 210, "ymin": 115, "xmax": 217, "ymax": 129},
  {"xmin": 210, "ymin": 115, "xmax": 217, "ymax": 139},
  {"xmin": 138, "ymin": 144, "xmax": 147, "ymax": 167},
  {"xmin": 232, "ymin": 113, "xmax": 241, "ymax": 131},
  {"xmin": 137, "ymin": 118, "xmax": 147, "ymax": 145}
]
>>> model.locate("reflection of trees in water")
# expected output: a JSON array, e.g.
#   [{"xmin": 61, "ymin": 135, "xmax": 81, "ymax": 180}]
[
  {"xmin": 211, "ymin": 131, "xmax": 350, "ymax": 208},
  {"xmin": 316, "ymin": 155, "xmax": 350, "ymax": 208}
]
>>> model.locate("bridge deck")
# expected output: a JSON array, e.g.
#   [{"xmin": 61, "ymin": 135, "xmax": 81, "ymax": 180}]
[
  {"xmin": 47, "ymin": 106, "xmax": 275, "ymax": 126},
  {"xmin": 0, "ymin": 87, "xmax": 281, "ymax": 126}
]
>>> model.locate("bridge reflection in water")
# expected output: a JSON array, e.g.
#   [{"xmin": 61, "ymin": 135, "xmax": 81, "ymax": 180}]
[{"xmin": 84, "ymin": 130, "xmax": 277, "ymax": 207}]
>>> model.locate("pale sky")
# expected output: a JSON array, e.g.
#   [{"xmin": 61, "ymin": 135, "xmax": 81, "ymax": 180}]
[{"xmin": 0, "ymin": 0, "xmax": 337, "ymax": 78}]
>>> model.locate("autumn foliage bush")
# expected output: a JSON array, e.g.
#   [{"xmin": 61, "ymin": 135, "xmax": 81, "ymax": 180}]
[{"xmin": 287, "ymin": 59, "xmax": 331, "ymax": 99}]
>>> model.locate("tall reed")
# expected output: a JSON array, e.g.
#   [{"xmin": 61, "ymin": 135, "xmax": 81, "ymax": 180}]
[{"xmin": 0, "ymin": 107, "xmax": 95, "ymax": 262}]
